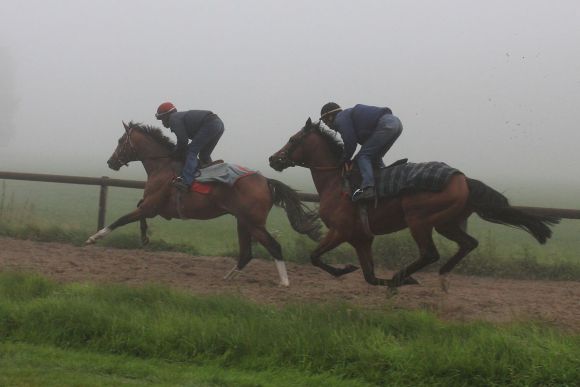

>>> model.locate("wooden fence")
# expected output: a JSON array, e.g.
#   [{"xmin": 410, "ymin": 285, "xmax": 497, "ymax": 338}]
[{"xmin": 1, "ymin": 170, "xmax": 579, "ymax": 231}]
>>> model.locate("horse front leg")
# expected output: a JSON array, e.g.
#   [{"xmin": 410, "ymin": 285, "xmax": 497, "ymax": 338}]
[
  {"xmin": 140, "ymin": 218, "xmax": 149, "ymax": 246},
  {"xmin": 85, "ymin": 207, "xmax": 148, "ymax": 245},
  {"xmin": 351, "ymin": 237, "xmax": 389, "ymax": 286},
  {"xmin": 351, "ymin": 237, "xmax": 420, "ymax": 288},
  {"xmin": 136, "ymin": 199, "xmax": 149, "ymax": 246},
  {"xmin": 310, "ymin": 229, "xmax": 359, "ymax": 277}
]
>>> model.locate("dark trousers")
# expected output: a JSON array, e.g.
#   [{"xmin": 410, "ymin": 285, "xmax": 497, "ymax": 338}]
[{"xmin": 182, "ymin": 117, "xmax": 225, "ymax": 185}]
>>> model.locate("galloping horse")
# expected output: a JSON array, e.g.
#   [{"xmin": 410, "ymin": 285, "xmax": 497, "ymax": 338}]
[
  {"xmin": 269, "ymin": 118, "xmax": 560, "ymax": 290},
  {"xmin": 86, "ymin": 121, "xmax": 321, "ymax": 286}
]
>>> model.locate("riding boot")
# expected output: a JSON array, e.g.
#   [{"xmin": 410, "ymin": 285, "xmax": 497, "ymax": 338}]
[{"xmin": 172, "ymin": 176, "xmax": 190, "ymax": 192}]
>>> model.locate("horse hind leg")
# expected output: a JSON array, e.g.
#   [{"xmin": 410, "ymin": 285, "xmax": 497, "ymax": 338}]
[
  {"xmin": 435, "ymin": 222, "xmax": 479, "ymax": 292},
  {"xmin": 224, "ymin": 219, "xmax": 254, "ymax": 281},
  {"xmin": 247, "ymin": 225, "xmax": 289, "ymax": 287},
  {"xmin": 391, "ymin": 224, "xmax": 440, "ymax": 288}
]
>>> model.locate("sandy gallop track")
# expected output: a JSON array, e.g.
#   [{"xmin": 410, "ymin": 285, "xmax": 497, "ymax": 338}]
[{"xmin": 1, "ymin": 236, "xmax": 579, "ymax": 331}]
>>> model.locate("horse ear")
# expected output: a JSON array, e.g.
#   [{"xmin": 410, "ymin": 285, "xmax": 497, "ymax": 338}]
[
  {"xmin": 305, "ymin": 117, "xmax": 312, "ymax": 131},
  {"xmin": 122, "ymin": 121, "xmax": 129, "ymax": 132}
]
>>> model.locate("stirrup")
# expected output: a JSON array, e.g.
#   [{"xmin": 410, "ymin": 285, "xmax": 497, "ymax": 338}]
[
  {"xmin": 172, "ymin": 176, "xmax": 190, "ymax": 192},
  {"xmin": 352, "ymin": 187, "xmax": 375, "ymax": 202}
]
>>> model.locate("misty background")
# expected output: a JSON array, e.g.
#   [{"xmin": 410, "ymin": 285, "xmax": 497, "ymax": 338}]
[{"xmin": 1, "ymin": 0, "xmax": 579, "ymax": 205}]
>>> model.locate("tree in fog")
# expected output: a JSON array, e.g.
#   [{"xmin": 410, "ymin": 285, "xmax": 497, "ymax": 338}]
[{"xmin": 0, "ymin": 48, "xmax": 17, "ymax": 144}]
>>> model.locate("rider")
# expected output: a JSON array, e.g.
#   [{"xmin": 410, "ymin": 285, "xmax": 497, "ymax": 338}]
[
  {"xmin": 320, "ymin": 102, "xmax": 403, "ymax": 201},
  {"xmin": 155, "ymin": 102, "xmax": 225, "ymax": 191}
]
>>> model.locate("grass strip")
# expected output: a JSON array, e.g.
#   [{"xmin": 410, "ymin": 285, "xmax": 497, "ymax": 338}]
[{"xmin": 0, "ymin": 272, "xmax": 578, "ymax": 386}]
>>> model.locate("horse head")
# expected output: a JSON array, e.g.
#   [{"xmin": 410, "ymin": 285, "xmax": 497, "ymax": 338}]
[
  {"xmin": 269, "ymin": 118, "xmax": 317, "ymax": 171},
  {"xmin": 269, "ymin": 118, "xmax": 343, "ymax": 171},
  {"xmin": 107, "ymin": 121, "xmax": 140, "ymax": 170}
]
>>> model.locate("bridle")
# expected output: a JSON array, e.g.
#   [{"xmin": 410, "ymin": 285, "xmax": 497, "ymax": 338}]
[
  {"xmin": 110, "ymin": 128, "xmax": 136, "ymax": 167},
  {"xmin": 275, "ymin": 124, "xmax": 342, "ymax": 171},
  {"xmin": 110, "ymin": 127, "xmax": 172, "ymax": 167}
]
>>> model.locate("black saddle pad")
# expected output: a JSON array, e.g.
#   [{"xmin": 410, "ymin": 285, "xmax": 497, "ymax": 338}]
[
  {"xmin": 349, "ymin": 160, "xmax": 461, "ymax": 198},
  {"xmin": 348, "ymin": 158, "xmax": 408, "ymax": 189}
]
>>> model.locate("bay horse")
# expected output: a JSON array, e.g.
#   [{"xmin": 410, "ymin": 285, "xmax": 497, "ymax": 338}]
[
  {"xmin": 85, "ymin": 121, "xmax": 321, "ymax": 286},
  {"xmin": 269, "ymin": 118, "xmax": 560, "ymax": 290}
]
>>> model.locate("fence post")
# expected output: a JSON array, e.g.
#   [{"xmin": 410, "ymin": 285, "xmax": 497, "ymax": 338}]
[{"xmin": 97, "ymin": 176, "xmax": 109, "ymax": 230}]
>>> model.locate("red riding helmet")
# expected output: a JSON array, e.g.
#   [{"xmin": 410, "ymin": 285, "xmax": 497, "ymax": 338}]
[{"xmin": 155, "ymin": 102, "xmax": 177, "ymax": 119}]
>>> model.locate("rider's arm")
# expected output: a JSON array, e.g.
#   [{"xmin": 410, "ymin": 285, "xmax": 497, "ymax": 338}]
[
  {"xmin": 170, "ymin": 119, "xmax": 189, "ymax": 153},
  {"xmin": 335, "ymin": 112, "xmax": 357, "ymax": 162}
]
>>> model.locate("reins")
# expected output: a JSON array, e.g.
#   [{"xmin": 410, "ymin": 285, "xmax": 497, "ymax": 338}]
[{"xmin": 300, "ymin": 163, "xmax": 342, "ymax": 171}]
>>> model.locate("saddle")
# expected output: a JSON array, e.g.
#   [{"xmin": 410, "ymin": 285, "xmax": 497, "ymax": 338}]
[
  {"xmin": 187, "ymin": 162, "xmax": 259, "ymax": 195},
  {"xmin": 345, "ymin": 158, "xmax": 409, "ymax": 195},
  {"xmin": 200, "ymin": 159, "xmax": 224, "ymax": 169},
  {"xmin": 346, "ymin": 159, "xmax": 408, "ymax": 237},
  {"xmin": 172, "ymin": 159, "xmax": 224, "ymax": 176}
]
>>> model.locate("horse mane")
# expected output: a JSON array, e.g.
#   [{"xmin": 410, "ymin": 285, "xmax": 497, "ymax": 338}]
[
  {"xmin": 312, "ymin": 121, "xmax": 344, "ymax": 159},
  {"xmin": 128, "ymin": 121, "xmax": 175, "ymax": 151}
]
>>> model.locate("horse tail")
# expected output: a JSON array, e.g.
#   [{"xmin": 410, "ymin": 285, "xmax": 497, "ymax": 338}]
[
  {"xmin": 466, "ymin": 178, "xmax": 560, "ymax": 244},
  {"xmin": 267, "ymin": 178, "xmax": 322, "ymax": 241}
]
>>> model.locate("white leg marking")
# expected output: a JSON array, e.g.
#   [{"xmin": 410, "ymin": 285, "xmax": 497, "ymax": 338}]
[
  {"xmin": 85, "ymin": 227, "xmax": 111, "ymax": 245},
  {"xmin": 275, "ymin": 260, "xmax": 289, "ymax": 287},
  {"xmin": 224, "ymin": 266, "xmax": 242, "ymax": 280}
]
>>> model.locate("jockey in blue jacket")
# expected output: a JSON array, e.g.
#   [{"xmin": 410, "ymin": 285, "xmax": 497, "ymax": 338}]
[
  {"xmin": 155, "ymin": 102, "xmax": 224, "ymax": 191},
  {"xmin": 320, "ymin": 102, "xmax": 403, "ymax": 201}
]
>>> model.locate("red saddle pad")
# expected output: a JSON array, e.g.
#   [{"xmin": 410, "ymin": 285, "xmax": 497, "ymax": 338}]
[{"xmin": 191, "ymin": 181, "xmax": 213, "ymax": 194}]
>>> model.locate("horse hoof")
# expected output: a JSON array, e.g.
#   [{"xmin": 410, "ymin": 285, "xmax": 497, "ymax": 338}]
[
  {"xmin": 141, "ymin": 237, "xmax": 150, "ymax": 246},
  {"xmin": 403, "ymin": 276, "xmax": 420, "ymax": 286},
  {"xmin": 344, "ymin": 264, "xmax": 359, "ymax": 274},
  {"xmin": 439, "ymin": 275, "xmax": 450, "ymax": 293},
  {"xmin": 386, "ymin": 285, "xmax": 399, "ymax": 297},
  {"xmin": 85, "ymin": 238, "xmax": 95, "ymax": 245},
  {"xmin": 224, "ymin": 267, "xmax": 241, "ymax": 280}
]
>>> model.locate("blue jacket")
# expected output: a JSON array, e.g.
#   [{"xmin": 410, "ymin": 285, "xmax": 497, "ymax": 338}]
[
  {"xmin": 332, "ymin": 104, "xmax": 392, "ymax": 161},
  {"xmin": 168, "ymin": 110, "xmax": 215, "ymax": 151}
]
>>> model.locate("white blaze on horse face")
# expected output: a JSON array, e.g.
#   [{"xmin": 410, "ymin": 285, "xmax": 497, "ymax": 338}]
[
  {"xmin": 85, "ymin": 227, "xmax": 111, "ymax": 244},
  {"xmin": 275, "ymin": 260, "xmax": 289, "ymax": 287}
]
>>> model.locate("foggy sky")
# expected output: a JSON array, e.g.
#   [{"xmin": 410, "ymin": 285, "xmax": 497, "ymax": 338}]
[
  {"xmin": 0, "ymin": 1, "xmax": 579, "ymax": 199},
  {"xmin": 0, "ymin": 49, "xmax": 16, "ymax": 142}
]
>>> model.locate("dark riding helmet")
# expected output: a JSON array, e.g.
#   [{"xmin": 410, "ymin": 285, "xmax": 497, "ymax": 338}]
[
  {"xmin": 155, "ymin": 102, "xmax": 177, "ymax": 119},
  {"xmin": 320, "ymin": 102, "xmax": 342, "ymax": 119}
]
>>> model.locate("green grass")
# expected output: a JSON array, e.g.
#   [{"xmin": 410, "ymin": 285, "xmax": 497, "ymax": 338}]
[
  {"xmin": 0, "ymin": 342, "xmax": 370, "ymax": 387},
  {"xmin": 0, "ymin": 272, "xmax": 578, "ymax": 386},
  {"xmin": 1, "ymin": 179, "xmax": 580, "ymax": 280}
]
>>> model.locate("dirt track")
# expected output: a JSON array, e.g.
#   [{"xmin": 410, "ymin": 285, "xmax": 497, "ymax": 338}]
[{"xmin": 1, "ymin": 236, "xmax": 579, "ymax": 332}]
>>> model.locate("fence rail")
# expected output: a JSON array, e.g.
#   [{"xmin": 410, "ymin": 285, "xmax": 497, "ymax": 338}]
[{"xmin": 1, "ymin": 170, "xmax": 579, "ymax": 231}]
